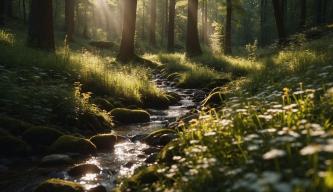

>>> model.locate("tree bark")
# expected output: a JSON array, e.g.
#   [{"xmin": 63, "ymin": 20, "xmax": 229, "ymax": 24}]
[
  {"xmin": 299, "ymin": 0, "xmax": 306, "ymax": 29},
  {"xmin": 5, "ymin": 0, "xmax": 13, "ymax": 18},
  {"xmin": 141, "ymin": 0, "xmax": 145, "ymax": 40},
  {"xmin": 316, "ymin": 0, "xmax": 322, "ymax": 24},
  {"xmin": 224, "ymin": 0, "xmax": 232, "ymax": 55},
  {"xmin": 186, "ymin": 0, "xmax": 202, "ymax": 57},
  {"xmin": 118, "ymin": 0, "xmax": 138, "ymax": 62},
  {"xmin": 65, "ymin": 0, "xmax": 75, "ymax": 41},
  {"xmin": 167, "ymin": 0, "xmax": 176, "ymax": 51},
  {"xmin": 22, "ymin": 0, "xmax": 26, "ymax": 22},
  {"xmin": 259, "ymin": 0, "xmax": 267, "ymax": 47},
  {"xmin": 272, "ymin": 0, "xmax": 286, "ymax": 45},
  {"xmin": 149, "ymin": 0, "xmax": 156, "ymax": 46},
  {"xmin": 0, "ymin": 0, "xmax": 5, "ymax": 26},
  {"xmin": 27, "ymin": 0, "xmax": 55, "ymax": 51}
]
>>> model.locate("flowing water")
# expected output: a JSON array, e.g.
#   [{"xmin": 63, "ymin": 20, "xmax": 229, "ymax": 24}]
[{"xmin": 0, "ymin": 75, "xmax": 199, "ymax": 192}]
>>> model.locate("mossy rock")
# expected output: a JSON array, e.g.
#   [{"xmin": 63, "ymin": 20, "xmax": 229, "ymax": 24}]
[
  {"xmin": 202, "ymin": 91, "xmax": 226, "ymax": 106},
  {"xmin": 129, "ymin": 165, "xmax": 159, "ymax": 184},
  {"xmin": 23, "ymin": 127, "xmax": 64, "ymax": 146},
  {"xmin": 90, "ymin": 134, "xmax": 126, "ymax": 151},
  {"xmin": 0, "ymin": 116, "xmax": 34, "ymax": 135},
  {"xmin": 110, "ymin": 108, "xmax": 150, "ymax": 124},
  {"xmin": 50, "ymin": 135, "xmax": 96, "ymax": 155},
  {"xmin": 77, "ymin": 112, "xmax": 112, "ymax": 133},
  {"xmin": 34, "ymin": 178, "xmax": 84, "ymax": 192},
  {"xmin": 0, "ymin": 136, "xmax": 30, "ymax": 157},
  {"xmin": 143, "ymin": 93, "xmax": 180, "ymax": 109},
  {"xmin": 92, "ymin": 97, "xmax": 115, "ymax": 111}
]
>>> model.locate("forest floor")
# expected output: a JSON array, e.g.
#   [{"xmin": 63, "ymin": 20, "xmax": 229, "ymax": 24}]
[{"xmin": 0, "ymin": 22, "xmax": 333, "ymax": 192}]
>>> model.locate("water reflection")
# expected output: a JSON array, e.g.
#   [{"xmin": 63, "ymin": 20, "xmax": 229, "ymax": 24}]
[{"xmin": 68, "ymin": 141, "xmax": 149, "ymax": 191}]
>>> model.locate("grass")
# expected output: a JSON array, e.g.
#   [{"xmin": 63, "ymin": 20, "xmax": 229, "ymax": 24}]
[
  {"xmin": 118, "ymin": 33, "xmax": 333, "ymax": 191},
  {"xmin": 0, "ymin": 28, "xmax": 167, "ymax": 129}
]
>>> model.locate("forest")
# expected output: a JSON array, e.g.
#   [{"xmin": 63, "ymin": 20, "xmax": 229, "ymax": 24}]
[{"xmin": 0, "ymin": 0, "xmax": 333, "ymax": 192}]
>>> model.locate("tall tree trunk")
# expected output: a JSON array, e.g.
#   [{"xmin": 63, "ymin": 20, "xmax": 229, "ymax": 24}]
[
  {"xmin": 149, "ymin": 0, "xmax": 156, "ymax": 46},
  {"xmin": 316, "ymin": 0, "xmax": 323, "ymax": 24},
  {"xmin": 0, "ymin": 0, "xmax": 5, "ymax": 26},
  {"xmin": 204, "ymin": 0, "xmax": 208, "ymax": 44},
  {"xmin": 224, "ymin": 0, "xmax": 232, "ymax": 55},
  {"xmin": 186, "ymin": 0, "xmax": 202, "ymax": 57},
  {"xmin": 259, "ymin": 0, "xmax": 267, "ymax": 47},
  {"xmin": 167, "ymin": 0, "xmax": 176, "ymax": 51},
  {"xmin": 299, "ymin": 0, "xmax": 306, "ymax": 29},
  {"xmin": 65, "ymin": 0, "xmax": 75, "ymax": 42},
  {"xmin": 272, "ymin": 0, "xmax": 286, "ymax": 45},
  {"xmin": 6, "ymin": 0, "xmax": 13, "ymax": 18},
  {"xmin": 322, "ymin": 0, "xmax": 327, "ymax": 23},
  {"xmin": 118, "ymin": 0, "xmax": 138, "ymax": 62},
  {"xmin": 201, "ymin": 0, "xmax": 207, "ymax": 44},
  {"xmin": 165, "ymin": 0, "xmax": 169, "ymax": 35},
  {"xmin": 28, "ymin": 0, "xmax": 55, "ymax": 51},
  {"xmin": 141, "ymin": 0, "xmax": 145, "ymax": 40},
  {"xmin": 22, "ymin": 0, "xmax": 26, "ymax": 23}
]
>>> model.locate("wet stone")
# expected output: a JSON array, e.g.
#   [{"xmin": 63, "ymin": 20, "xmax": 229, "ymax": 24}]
[
  {"xmin": 68, "ymin": 164, "xmax": 101, "ymax": 178},
  {"xmin": 41, "ymin": 154, "xmax": 73, "ymax": 166},
  {"xmin": 145, "ymin": 153, "xmax": 158, "ymax": 164}
]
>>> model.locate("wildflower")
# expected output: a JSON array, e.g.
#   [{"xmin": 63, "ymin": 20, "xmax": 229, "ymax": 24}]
[
  {"xmin": 173, "ymin": 156, "xmax": 182, "ymax": 161},
  {"xmin": 259, "ymin": 128, "xmax": 277, "ymax": 134},
  {"xmin": 293, "ymin": 91, "xmax": 305, "ymax": 95},
  {"xmin": 300, "ymin": 144, "xmax": 322, "ymax": 156},
  {"xmin": 204, "ymin": 131, "xmax": 217, "ymax": 137},
  {"xmin": 263, "ymin": 149, "xmax": 286, "ymax": 160},
  {"xmin": 326, "ymin": 87, "xmax": 333, "ymax": 98},
  {"xmin": 258, "ymin": 114, "xmax": 273, "ymax": 121}
]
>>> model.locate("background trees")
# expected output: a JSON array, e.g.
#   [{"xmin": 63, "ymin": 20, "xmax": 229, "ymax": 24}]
[
  {"xmin": 1, "ymin": 0, "xmax": 331, "ymax": 56},
  {"xmin": 27, "ymin": 0, "xmax": 55, "ymax": 51},
  {"xmin": 117, "ymin": 0, "xmax": 138, "ymax": 62},
  {"xmin": 186, "ymin": 0, "xmax": 202, "ymax": 56}
]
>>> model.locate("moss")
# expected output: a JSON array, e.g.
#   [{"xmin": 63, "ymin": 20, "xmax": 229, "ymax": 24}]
[
  {"xmin": 0, "ymin": 115, "xmax": 34, "ymax": 135},
  {"xmin": 23, "ymin": 126, "xmax": 64, "ymax": 146},
  {"xmin": 110, "ymin": 108, "xmax": 150, "ymax": 124},
  {"xmin": 76, "ymin": 111, "xmax": 112, "ymax": 133},
  {"xmin": 34, "ymin": 179, "xmax": 84, "ymax": 192},
  {"xmin": 0, "ymin": 136, "xmax": 30, "ymax": 157},
  {"xmin": 50, "ymin": 135, "xmax": 96, "ymax": 155},
  {"xmin": 90, "ymin": 134, "xmax": 126, "ymax": 151}
]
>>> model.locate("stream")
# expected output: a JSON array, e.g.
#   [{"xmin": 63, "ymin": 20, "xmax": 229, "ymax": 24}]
[{"xmin": 0, "ymin": 74, "xmax": 199, "ymax": 192}]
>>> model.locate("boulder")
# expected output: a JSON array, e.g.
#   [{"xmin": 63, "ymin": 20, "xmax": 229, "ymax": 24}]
[
  {"xmin": 41, "ymin": 154, "xmax": 73, "ymax": 166},
  {"xmin": 23, "ymin": 127, "xmax": 64, "ymax": 146},
  {"xmin": 90, "ymin": 134, "xmax": 126, "ymax": 151},
  {"xmin": 77, "ymin": 112, "xmax": 112, "ymax": 133},
  {"xmin": 50, "ymin": 135, "xmax": 96, "ymax": 155},
  {"xmin": 34, "ymin": 178, "xmax": 84, "ymax": 192},
  {"xmin": 68, "ymin": 164, "xmax": 101, "ymax": 178},
  {"xmin": 110, "ymin": 108, "xmax": 150, "ymax": 124},
  {"xmin": 0, "ymin": 136, "xmax": 30, "ymax": 157}
]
